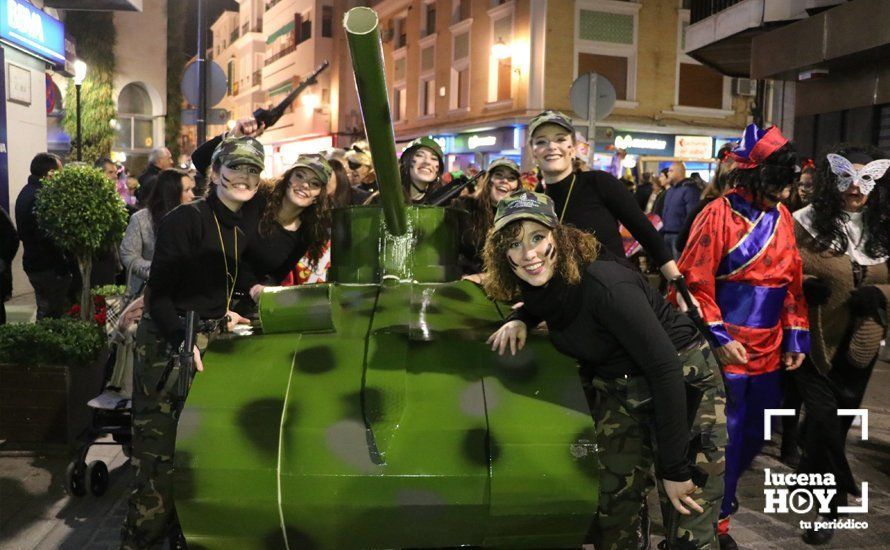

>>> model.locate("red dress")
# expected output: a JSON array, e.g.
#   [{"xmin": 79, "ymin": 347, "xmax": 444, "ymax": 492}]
[{"xmin": 678, "ymin": 189, "xmax": 809, "ymax": 375}]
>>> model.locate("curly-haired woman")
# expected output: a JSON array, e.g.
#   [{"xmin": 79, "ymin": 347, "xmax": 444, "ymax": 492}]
[
  {"xmin": 792, "ymin": 144, "xmax": 890, "ymax": 545},
  {"xmin": 485, "ymin": 191, "xmax": 726, "ymax": 549},
  {"xmin": 241, "ymin": 154, "xmax": 332, "ymax": 301}
]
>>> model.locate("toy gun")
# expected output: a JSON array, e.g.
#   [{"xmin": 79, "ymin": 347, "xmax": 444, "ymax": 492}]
[
  {"xmin": 252, "ymin": 60, "xmax": 330, "ymax": 128},
  {"xmin": 156, "ymin": 311, "xmax": 198, "ymax": 402},
  {"xmin": 428, "ymin": 170, "xmax": 487, "ymax": 206}
]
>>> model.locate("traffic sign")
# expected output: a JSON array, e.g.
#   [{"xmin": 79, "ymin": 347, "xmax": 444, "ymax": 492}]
[
  {"xmin": 181, "ymin": 60, "xmax": 228, "ymax": 107},
  {"xmin": 182, "ymin": 108, "xmax": 229, "ymax": 126}
]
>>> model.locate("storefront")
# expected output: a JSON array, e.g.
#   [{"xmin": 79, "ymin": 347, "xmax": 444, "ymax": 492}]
[
  {"xmin": 397, "ymin": 126, "xmax": 523, "ymax": 174},
  {"xmin": 264, "ymin": 135, "xmax": 334, "ymax": 178},
  {"xmin": 594, "ymin": 130, "xmax": 736, "ymax": 182}
]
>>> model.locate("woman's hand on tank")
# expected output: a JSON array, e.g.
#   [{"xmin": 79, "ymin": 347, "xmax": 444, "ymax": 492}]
[
  {"xmin": 783, "ymin": 352, "xmax": 805, "ymax": 371},
  {"xmin": 226, "ymin": 310, "xmax": 251, "ymax": 332},
  {"xmin": 714, "ymin": 340, "xmax": 747, "ymax": 365},
  {"xmin": 461, "ymin": 273, "xmax": 486, "ymax": 285},
  {"xmin": 193, "ymin": 345, "xmax": 204, "ymax": 372},
  {"xmin": 663, "ymin": 479, "xmax": 703, "ymax": 515},
  {"xmin": 487, "ymin": 320, "xmax": 527, "ymax": 356},
  {"xmin": 249, "ymin": 284, "xmax": 266, "ymax": 303}
]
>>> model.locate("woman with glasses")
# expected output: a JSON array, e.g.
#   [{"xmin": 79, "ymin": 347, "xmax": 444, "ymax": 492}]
[{"xmin": 242, "ymin": 154, "xmax": 332, "ymax": 302}]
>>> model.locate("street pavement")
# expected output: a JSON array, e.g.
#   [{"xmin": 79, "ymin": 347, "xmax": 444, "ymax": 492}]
[{"xmin": 2, "ymin": 290, "xmax": 889, "ymax": 549}]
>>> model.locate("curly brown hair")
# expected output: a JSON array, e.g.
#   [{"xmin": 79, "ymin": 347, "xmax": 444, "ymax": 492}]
[
  {"xmin": 482, "ymin": 222, "xmax": 600, "ymax": 301},
  {"xmin": 259, "ymin": 166, "xmax": 331, "ymax": 269}
]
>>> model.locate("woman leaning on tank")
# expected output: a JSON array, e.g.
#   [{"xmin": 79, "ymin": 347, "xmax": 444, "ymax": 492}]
[
  {"xmin": 791, "ymin": 144, "xmax": 890, "ymax": 545},
  {"xmin": 484, "ymin": 191, "xmax": 727, "ymax": 549}
]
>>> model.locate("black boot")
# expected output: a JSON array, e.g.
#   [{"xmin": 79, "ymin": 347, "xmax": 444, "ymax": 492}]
[
  {"xmin": 718, "ymin": 533, "xmax": 738, "ymax": 550},
  {"xmin": 802, "ymin": 516, "xmax": 835, "ymax": 546}
]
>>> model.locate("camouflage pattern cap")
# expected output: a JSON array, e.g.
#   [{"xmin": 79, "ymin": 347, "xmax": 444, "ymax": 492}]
[
  {"xmin": 527, "ymin": 110, "xmax": 575, "ymax": 141},
  {"xmin": 401, "ymin": 136, "xmax": 445, "ymax": 175},
  {"xmin": 493, "ymin": 191, "xmax": 559, "ymax": 233},
  {"xmin": 487, "ymin": 157, "xmax": 521, "ymax": 177},
  {"xmin": 293, "ymin": 154, "xmax": 333, "ymax": 184},
  {"xmin": 345, "ymin": 140, "xmax": 372, "ymax": 166},
  {"xmin": 211, "ymin": 136, "xmax": 265, "ymax": 171}
]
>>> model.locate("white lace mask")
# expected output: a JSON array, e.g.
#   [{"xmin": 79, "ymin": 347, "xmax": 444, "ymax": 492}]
[{"xmin": 826, "ymin": 153, "xmax": 890, "ymax": 196}]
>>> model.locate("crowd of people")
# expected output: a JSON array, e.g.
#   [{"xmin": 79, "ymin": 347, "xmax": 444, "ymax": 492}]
[{"xmin": 1, "ymin": 108, "xmax": 887, "ymax": 550}]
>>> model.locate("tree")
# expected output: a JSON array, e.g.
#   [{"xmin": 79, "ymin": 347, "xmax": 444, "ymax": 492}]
[
  {"xmin": 62, "ymin": 12, "xmax": 116, "ymax": 162},
  {"xmin": 34, "ymin": 166, "xmax": 128, "ymax": 321},
  {"xmin": 166, "ymin": 0, "xmax": 188, "ymax": 160}
]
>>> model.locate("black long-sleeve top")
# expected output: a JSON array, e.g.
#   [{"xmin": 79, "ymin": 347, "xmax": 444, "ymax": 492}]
[
  {"xmin": 453, "ymin": 196, "xmax": 490, "ymax": 275},
  {"xmin": 14, "ymin": 176, "xmax": 70, "ymax": 274},
  {"xmin": 520, "ymin": 260, "xmax": 699, "ymax": 481},
  {"xmin": 146, "ymin": 192, "xmax": 259, "ymax": 346},
  {"xmin": 240, "ymin": 222, "xmax": 310, "ymax": 287},
  {"xmin": 542, "ymin": 170, "xmax": 672, "ymax": 267}
]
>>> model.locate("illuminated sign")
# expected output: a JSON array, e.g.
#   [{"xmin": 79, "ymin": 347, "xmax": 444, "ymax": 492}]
[
  {"xmin": 0, "ymin": 0, "xmax": 65, "ymax": 64},
  {"xmin": 468, "ymin": 134, "xmax": 498, "ymax": 149},
  {"xmin": 614, "ymin": 134, "xmax": 668, "ymax": 151},
  {"xmin": 674, "ymin": 135, "xmax": 713, "ymax": 160}
]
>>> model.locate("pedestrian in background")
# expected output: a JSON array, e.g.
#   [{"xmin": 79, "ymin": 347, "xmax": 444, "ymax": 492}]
[
  {"xmin": 660, "ymin": 162, "xmax": 700, "ymax": 259},
  {"xmin": 14, "ymin": 153, "xmax": 70, "ymax": 319},
  {"xmin": 136, "ymin": 147, "xmax": 174, "ymax": 205},
  {"xmin": 792, "ymin": 145, "xmax": 890, "ymax": 545},
  {"xmin": 326, "ymin": 157, "xmax": 369, "ymax": 207},
  {"xmin": 345, "ymin": 140, "xmax": 377, "ymax": 193},
  {"xmin": 0, "ymin": 206, "xmax": 19, "ymax": 324},
  {"xmin": 635, "ymin": 171, "xmax": 655, "ymax": 211}
]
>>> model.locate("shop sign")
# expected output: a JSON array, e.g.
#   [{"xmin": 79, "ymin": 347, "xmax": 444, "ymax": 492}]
[
  {"xmin": 452, "ymin": 127, "xmax": 515, "ymax": 153},
  {"xmin": 600, "ymin": 131, "xmax": 674, "ymax": 155},
  {"xmin": 714, "ymin": 137, "xmax": 741, "ymax": 157},
  {"xmin": 674, "ymin": 135, "xmax": 713, "ymax": 160},
  {"xmin": 0, "ymin": 0, "xmax": 65, "ymax": 64}
]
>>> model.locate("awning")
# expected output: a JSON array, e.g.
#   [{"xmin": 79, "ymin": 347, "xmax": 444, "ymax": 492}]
[{"xmin": 266, "ymin": 22, "xmax": 294, "ymax": 45}]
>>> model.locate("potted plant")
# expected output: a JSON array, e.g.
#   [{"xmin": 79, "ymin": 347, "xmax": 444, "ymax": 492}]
[
  {"xmin": 0, "ymin": 318, "xmax": 106, "ymax": 448},
  {"xmin": 34, "ymin": 165, "xmax": 127, "ymax": 321}
]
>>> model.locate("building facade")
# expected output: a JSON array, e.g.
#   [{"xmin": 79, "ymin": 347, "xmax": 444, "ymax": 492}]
[{"xmin": 371, "ymin": 0, "xmax": 751, "ymax": 177}]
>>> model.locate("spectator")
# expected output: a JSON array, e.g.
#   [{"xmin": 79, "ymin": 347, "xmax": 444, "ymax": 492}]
[
  {"xmin": 14, "ymin": 153, "xmax": 70, "ymax": 319},
  {"xmin": 91, "ymin": 158, "xmax": 125, "ymax": 287},
  {"xmin": 326, "ymin": 158, "xmax": 369, "ymax": 207},
  {"xmin": 792, "ymin": 145, "xmax": 890, "ymax": 545},
  {"xmin": 660, "ymin": 162, "xmax": 700, "ymax": 258},
  {"xmin": 787, "ymin": 163, "xmax": 815, "ymax": 212},
  {"xmin": 136, "ymin": 147, "xmax": 174, "ymax": 204},
  {"xmin": 648, "ymin": 168, "xmax": 669, "ymax": 215},
  {"xmin": 0, "ymin": 206, "xmax": 19, "ymax": 324},
  {"xmin": 119, "ymin": 168, "xmax": 195, "ymax": 295},
  {"xmin": 634, "ymin": 171, "xmax": 654, "ymax": 211},
  {"xmin": 345, "ymin": 140, "xmax": 376, "ymax": 193}
]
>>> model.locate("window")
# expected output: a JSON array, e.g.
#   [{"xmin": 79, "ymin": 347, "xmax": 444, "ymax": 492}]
[
  {"xmin": 421, "ymin": 78, "xmax": 435, "ymax": 116},
  {"xmin": 675, "ymin": 9, "xmax": 728, "ymax": 111},
  {"xmin": 297, "ymin": 11, "xmax": 312, "ymax": 45},
  {"xmin": 393, "ymin": 16, "xmax": 407, "ymax": 49},
  {"xmin": 451, "ymin": 30, "xmax": 471, "ymax": 110},
  {"xmin": 488, "ymin": 11, "xmax": 513, "ymax": 102},
  {"xmin": 422, "ymin": 1, "xmax": 436, "ymax": 37},
  {"xmin": 393, "ymin": 86, "xmax": 407, "ymax": 121},
  {"xmin": 115, "ymin": 83, "xmax": 153, "ymax": 152},
  {"xmin": 574, "ymin": 3, "xmax": 639, "ymax": 103},
  {"xmin": 227, "ymin": 59, "xmax": 235, "ymax": 95},
  {"xmin": 322, "ymin": 6, "xmax": 333, "ymax": 38},
  {"xmin": 452, "ymin": 0, "xmax": 471, "ymax": 23}
]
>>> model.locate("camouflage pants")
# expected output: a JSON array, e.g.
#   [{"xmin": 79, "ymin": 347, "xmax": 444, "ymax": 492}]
[
  {"xmin": 120, "ymin": 316, "xmax": 188, "ymax": 550},
  {"xmin": 584, "ymin": 341, "xmax": 728, "ymax": 550}
]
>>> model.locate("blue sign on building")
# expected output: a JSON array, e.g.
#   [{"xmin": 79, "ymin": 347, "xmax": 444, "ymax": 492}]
[{"xmin": 0, "ymin": 0, "xmax": 65, "ymax": 64}]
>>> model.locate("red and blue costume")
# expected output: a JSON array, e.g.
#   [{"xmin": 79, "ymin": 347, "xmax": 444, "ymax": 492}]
[{"xmin": 677, "ymin": 125, "xmax": 809, "ymax": 527}]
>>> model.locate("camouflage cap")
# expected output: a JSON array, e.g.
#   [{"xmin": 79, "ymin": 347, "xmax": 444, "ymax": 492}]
[
  {"xmin": 345, "ymin": 140, "xmax": 372, "ymax": 166},
  {"xmin": 527, "ymin": 110, "xmax": 575, "ymax": 141},
  {"xmin": 493, "ymin": 191, "xmax": 559, "ymax": 233},
  {"xmin": 211, "ymin": 136, "xmax": 265, "ymax": 171},
  {"xmin": 487, "ymin": 157, "xmax": 521, "ymax": 177},
  {"xmin": 401, "ymin": 136, "xmax": 445, "ymax": 175},
  {"xmin": 293, "ymin": 154, "xmax": 333, "ymax": 184}
]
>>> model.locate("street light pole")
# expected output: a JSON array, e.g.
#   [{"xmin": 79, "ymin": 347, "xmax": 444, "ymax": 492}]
[
  {"xmin": 196, "ymin": 0, "xmax": 208, "ymax": 144},
  {"xmin": 73, "ymin": 60, "xmax": 87, "ymax": 162}
]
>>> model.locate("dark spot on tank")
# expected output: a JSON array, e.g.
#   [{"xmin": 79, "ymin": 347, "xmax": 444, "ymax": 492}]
[
  {"xmin": 262, "ymin": 525, "xmax": 318, "ymax": 549},
  {"xmin": 172, "ymin": 450, "xmax": 196, "ymax": 501},
  {"xmin": 437, "ymin": 286, "xmax": 472, "ymax": 302},
  {"xmin": 494, "ymin": 352, "xmax": 539, "ymax": 383},
  {"xmin": 463, "ymin": 427, "xmax": 497, "ymax": 466},
  {"xmin": 237, "ymin": 398, "xmax": 292, "ymax": 456},
  {"xmin": 294, "ymin": 345, "xmax": 336, "ymax": 374},
  {"xmin": 571, "ymin": 427, "xmax": 600, "ymax": 480},
  {"xmin": 361, "ymin": 386, "xmax": 385, "ymax": 424}
]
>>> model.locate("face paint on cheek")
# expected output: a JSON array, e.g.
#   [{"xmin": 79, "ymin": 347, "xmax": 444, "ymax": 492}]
[
  {"xmin": 507, "ymin": 255, "xmax": 520, "ymax": 273},
  {"xmin": 545, "ymin": 243, "xmax": 555, "ymax": 260},
  {"xmin": 219, "ymin": 171, "xmax": 233, "ymax": 189}
]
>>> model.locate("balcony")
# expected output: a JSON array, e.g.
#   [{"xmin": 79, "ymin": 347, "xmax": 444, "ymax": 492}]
[
  {"xmin": 230, "ymin": 29, "xmax": 240, "ymax": 44},
  {"xmin": 684, "ymin": 0, "xmax": 808, "ymax": 77},
  {"xmin": 253, "ymin": 70, "xmax": 263, "ymax": 87},
  {"xmin": 265, "ymin": 45, "xmax": 296, "ymax": 67}
]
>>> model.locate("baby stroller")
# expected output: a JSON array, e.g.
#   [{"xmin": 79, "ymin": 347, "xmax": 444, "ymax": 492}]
[{"xmin": 67, "ymin": 286, "xmax": 144, "ymax": 497}]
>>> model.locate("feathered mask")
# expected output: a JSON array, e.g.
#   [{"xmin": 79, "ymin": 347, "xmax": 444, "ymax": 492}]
[{"xmin": 826, "ymin": 154, "xmax": 890, "ymax": 196}]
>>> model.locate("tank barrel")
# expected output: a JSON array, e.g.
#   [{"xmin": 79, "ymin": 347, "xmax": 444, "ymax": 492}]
[{"xmin": 343, "ymin": 7, "xmax": 408, "ymax": 236}]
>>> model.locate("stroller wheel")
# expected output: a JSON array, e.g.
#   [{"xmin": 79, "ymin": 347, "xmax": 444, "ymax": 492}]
[
  {"xmin": 67, "ymin": 460, "xmax": 87, "ymax": 497},
  {"xmin": 88, "ymin": 460, "xmax": 109, "ymax": 496}
]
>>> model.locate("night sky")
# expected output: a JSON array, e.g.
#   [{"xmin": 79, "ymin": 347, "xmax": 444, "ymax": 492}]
[{"xmin": 183, "ymin": 0, "xmax": 239, "ymax": 55}]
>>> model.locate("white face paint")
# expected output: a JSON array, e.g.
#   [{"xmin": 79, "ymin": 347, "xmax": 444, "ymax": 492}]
[
  {"xmin": 505, "ymin": 220, "xmax": 558, "ymax": 287},
  {"xmin": 409, "ymin": 147, "xmax": 440, "ymax": 187},
  {"xmin": 489, "ymin": 167, "xmax": 520, "ymax": 203},
  {"xmin": 286, "ymin": 167, "xmax": 324, "ymax": 208}
]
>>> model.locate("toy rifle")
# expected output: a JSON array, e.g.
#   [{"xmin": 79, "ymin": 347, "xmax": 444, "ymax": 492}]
[
  {"xmin": 156, "ymin": 311, "xmax": 198, "ymax": 404},
  {"xmin": 252, "ymin": 60, "xmax": 330, "ymax": 128},
  {"xmin": 428, "ymin": 170, "xmax": 487, "ymax": 206}
]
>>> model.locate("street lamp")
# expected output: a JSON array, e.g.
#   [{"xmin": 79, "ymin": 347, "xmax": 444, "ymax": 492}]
[
  {"xmin": 73, "ymin": 60, "xmax": 88, "ymax": 162},
  {"xmin": 491, "ymin": 38, "xmax": 512, "ymax": 60}
]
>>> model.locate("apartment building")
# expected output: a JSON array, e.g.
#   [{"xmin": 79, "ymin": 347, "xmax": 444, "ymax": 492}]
[{"xmin": 372, "ymin": 0, "xmax": 751, "ymax": 177}]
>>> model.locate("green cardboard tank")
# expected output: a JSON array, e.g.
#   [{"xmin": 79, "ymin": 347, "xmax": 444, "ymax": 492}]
[{"xmin": 174, "ymin": 8, "xmax": 598, "ymax": 548}]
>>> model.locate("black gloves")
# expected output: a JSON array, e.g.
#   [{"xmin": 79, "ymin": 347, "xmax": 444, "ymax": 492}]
[
  {"xmin": 802, "ymin": 277, "xmax": 831, "ymax": 306},
  {"xmin": 848, "ymin": 285, "xmax": 887, "ymax": 317}
]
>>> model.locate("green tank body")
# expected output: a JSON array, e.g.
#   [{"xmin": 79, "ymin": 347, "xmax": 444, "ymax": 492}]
[{"xmin": 173, "ymin": 8, "xmax": 598, "ymax": 548}]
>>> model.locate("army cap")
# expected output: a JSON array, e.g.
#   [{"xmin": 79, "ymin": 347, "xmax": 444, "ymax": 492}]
[
  {"xmin": 493, "ymin": 191, "xmax": 559, "ymax": 233},
  {"xmin": 293, "ymin": 154, "xmax": 333, "ymax": 184},
  {"xmin": 487, "ymin": 157, "xmax": 521, "ymax": 177},
  {"xmin": 345, "ymin": 140, "xmax": 372, "ymax": 166},
  {"xmin": 211, "ymin": 136, "xmax": 265, "ymax": 171},
  {"xmin": 527, "ymin": 110, "xmax": 575, "ymax": 141},
  {"xmin": 401, "ymin": 136, "xmax": 445, "ymax": 174}
]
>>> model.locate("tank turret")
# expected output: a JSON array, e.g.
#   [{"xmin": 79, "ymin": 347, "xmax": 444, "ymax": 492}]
[{"xmin": 173, "ymin": 8, "xmax": 598, "ymax": 549}]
